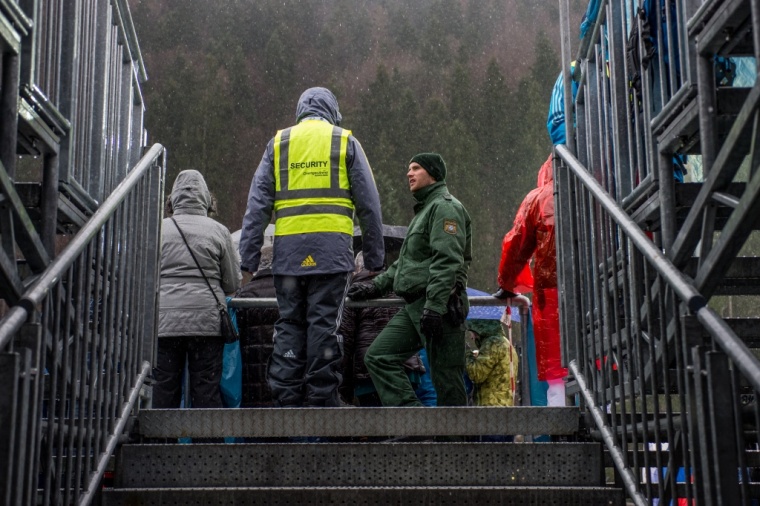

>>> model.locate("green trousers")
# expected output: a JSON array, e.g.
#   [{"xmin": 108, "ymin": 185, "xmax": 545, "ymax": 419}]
[{"xmin": 364, "ymin": 298, "xmax": 467, "ymax": 406}]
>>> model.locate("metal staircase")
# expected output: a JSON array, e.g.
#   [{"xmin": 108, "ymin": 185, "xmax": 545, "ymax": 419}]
[
  {"xmin": 4, "ymin": 0, "xmax": 760, "ymax": 504},
  {"xmin": 102, "ymin": 407, "xmax": 624, "ymax": 505}
]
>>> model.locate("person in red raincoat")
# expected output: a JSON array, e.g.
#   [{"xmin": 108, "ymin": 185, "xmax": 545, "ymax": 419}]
[{"xmin": 496, "ymin": 154, "xmax": 568, "ymax": 406}]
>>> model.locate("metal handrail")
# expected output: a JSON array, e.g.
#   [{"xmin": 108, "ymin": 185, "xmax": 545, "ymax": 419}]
[
  {"xmin": 0, "ymin": 144, "xmax": 165, "ymax": 506},
  {"xmin": 555, "ymin": 144, "xmax": 760, "ymax": 392},
  {"xmin": 570, "ymin": 361, "xmax": 648, "ymax": 506},
  {"xmin": 79, "ymin": 361, "xmax": 151, "ymax": 506},
  {"xmin": 228, "ymin": 294, "xmax": 529, "ymax": 309},
  {"xmin": 231, "ymin": 294, "xmax": 534, "ymax": 409},
  {"xmin": 0, "ymin": 143, "xmax": 165, "ymax": 348}
]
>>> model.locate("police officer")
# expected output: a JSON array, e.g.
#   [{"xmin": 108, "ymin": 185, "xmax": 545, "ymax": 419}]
[
  {"xmin": 239, "ymin": 87, "xmax": 384, "ymax": 407},
  {"xmin": 348, "ymin": 153, "xmax": 472, "ymax": 406}
]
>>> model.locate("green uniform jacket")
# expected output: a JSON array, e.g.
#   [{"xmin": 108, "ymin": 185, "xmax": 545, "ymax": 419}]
[
  {"xmin": 466, "ymin": 334, "xmax": 517, "ymax": 406},
  {"xmin": 374, "ymin": 181, "xmax": 472, "ymax": 315}
]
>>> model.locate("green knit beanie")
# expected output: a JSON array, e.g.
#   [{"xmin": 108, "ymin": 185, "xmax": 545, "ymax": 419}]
[{"xmin": 410, "ymin": 152, "xmax": 447, "ymax": 182}]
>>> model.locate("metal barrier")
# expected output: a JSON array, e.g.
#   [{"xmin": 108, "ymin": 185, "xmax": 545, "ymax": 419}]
[
  {"xmin": 1, "ymin": 0, "xmax": 147, "ymax": 283},
  {"xmin": 229, "ymin": 295, "xmax": 534, "ymax": 406},
  {"xmin": 556, "ymin": 0, "xmax": 760, "ymax": 502},
  {"xmin": 555, "ymin": 144, "xmax": 760, "ymax": 505},
  {"xmin": 17, "ymin": 0, "xmax": 147, "ymax": 202},
  {"xmin": 0, "ymin": 144, "xmax": 165, "ymax": 506},
  {"xmin": 560, "ymin": 0, "xmax": 693, "ymax": 205}
]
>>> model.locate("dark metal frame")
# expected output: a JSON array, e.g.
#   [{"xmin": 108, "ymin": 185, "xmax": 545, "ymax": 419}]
[
  {"xmin": 556, "ymin": 0, "xmax": 760, "ymax": 504},
  {"xmin": 1, "ymin": 0, "xmax": 148, "ymax": 302},
  {"xmin": 230, "ymin": 295, "xmax": 536, "ymax": 410},
  {"xmin": 1, "ymin": 1, "xmax": 160, "ymax": 504},
  {"xmin": 0, "ymin": 143, "xmax": 165, "ymax": 506}
]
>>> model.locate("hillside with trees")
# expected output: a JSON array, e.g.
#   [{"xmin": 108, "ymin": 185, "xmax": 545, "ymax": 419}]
[{"xmin": 128, "ymin": 0, "xmax": 584, "ymax": 291}]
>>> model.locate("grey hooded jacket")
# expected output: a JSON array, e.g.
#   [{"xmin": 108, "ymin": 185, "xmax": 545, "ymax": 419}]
[
  {"xmin": 239, "ymin": 87, "xmax": 385, "ymax": 275},
  {"xmin": 158, "ymin": 170, "xmax": 240, "ymax": 337}
]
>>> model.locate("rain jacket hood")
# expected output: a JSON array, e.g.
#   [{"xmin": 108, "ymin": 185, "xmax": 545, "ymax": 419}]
[
  {"xmin": 159, "ymin": 170, "xmax": 240, "ymax": 338},
  {"xmin": 170, "ymin": 170, "xmax": 212, "ymax": 216},
  {"xmin": 497, "ymin": 154, "xmax": 565, "ymax": 381},
  {"xmin": 296, "ymin": 87, "xmax": 342, "ymax": 126},
  {"xmin": 498, "ymin": 154, "xmax": 555, "ymax": 293},
  {"xmin": 467, "ymin": 319, "xmax": 503, "ymax": 340},
  {"xmin": 537, "ymin": 154, "xmax": 554, "ymax": 187},
  {"xmin": 239, "ymin": 87, "xmax": 384, "ymax": 276}
]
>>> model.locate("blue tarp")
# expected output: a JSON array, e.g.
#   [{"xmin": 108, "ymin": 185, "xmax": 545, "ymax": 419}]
[
  {"xmin": 466, "ymin": 287, "xmax": 521, "ymax": 323},
  {"xmin": 524, "ymin": 309, "xmax": 548, "ymax": 407}
]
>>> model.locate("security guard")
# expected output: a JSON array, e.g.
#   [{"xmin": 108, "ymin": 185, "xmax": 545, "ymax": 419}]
[
  {"xmin": 349, "ymin": 153, "xmax": 472, "ymax": 406},
  {"xmin": 239, "ymin": 87, "xmax": 384, "ymax": 407}
]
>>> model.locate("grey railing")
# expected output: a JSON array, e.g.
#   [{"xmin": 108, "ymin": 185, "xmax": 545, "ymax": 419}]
[
  {"xmin": 17, "ymin": 0, "xmax": 147, "ymax": 202},
  {"xmin": 555, "ymin": 144, "xmax": 760, "ymax": 506},
  {"xmin": 0, "ymin": 0, "xmax": 148, "ymax": 275},
  {"xmin": 556, "ymin": 0, "xmax": 760, "ymax": 503},
  {"xmin": 0, "ymin": 144, "xmax": 165, "ymax": 506},
  {"xmin": 229, "ymin": 295, "xmax": 535, "ymax": 407}
]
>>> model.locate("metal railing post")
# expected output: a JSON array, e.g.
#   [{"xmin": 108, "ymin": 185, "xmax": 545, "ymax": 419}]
[
  {"xmin": 0, "ymin": 353, "xmax": 20, "ymax": 506},
  {"xmin": 141, "ymin": 149, "xmax": 165, "ymax": 367}
]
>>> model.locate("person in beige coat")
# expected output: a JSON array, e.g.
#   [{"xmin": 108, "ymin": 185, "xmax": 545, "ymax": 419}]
[{"xmin": 154, "ymin": 170, "xmax": 240, "ymax": 408}]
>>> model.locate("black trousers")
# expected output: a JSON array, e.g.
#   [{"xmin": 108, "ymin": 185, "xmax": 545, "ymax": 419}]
[
  {"xmin": 269, "ymin": 273, "xmax": 350, "ymax": 407},
  {"xmin": 153, "ymin": 335, "xmax": 224, "ymax": 408}
]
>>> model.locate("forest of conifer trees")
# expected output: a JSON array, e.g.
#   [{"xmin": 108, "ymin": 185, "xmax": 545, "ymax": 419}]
[{"xmin": 129, "ymin": 0, "xmax": 584, "ymax": 290}]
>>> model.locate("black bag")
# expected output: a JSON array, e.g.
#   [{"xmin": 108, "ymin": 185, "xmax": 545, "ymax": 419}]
[
  {"xmin": 218, "ymin": 304, "xmax": 239, "ymax": 344},
  {"xmin": 171, "ymin": 217, "xmax": 239, "ymax": 343}
]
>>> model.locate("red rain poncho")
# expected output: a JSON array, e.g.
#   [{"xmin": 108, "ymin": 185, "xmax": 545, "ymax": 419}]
[{"xmin": 497, "ymin": 154, "xmax": 567, "ymax": 381}]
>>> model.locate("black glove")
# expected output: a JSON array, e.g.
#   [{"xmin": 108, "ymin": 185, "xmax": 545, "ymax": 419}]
[
  {"xmin": 492, "ymin": 288, "xmax": 517, "ymax": 299},
  {"xmin": 347, "ymin": 282, "xmax": 380, "ymax": 301},
  {"xmin": 445, "ymin": 291, "xmax": 467, "ymax": 326},
  {"xmin": 420, "ymin": 309, "xmax": 444, "ymax": 341}
]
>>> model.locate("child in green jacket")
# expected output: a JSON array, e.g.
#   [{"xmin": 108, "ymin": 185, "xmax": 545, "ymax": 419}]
[{"xmin": 465, "ymin": 319, "xmax": 518, "ymax": 407}]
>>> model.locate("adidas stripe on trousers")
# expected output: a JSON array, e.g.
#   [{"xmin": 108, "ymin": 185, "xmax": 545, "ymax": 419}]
[{"xmin": 268, "ymin": 272, "xmax": 350, "ymax": 407}]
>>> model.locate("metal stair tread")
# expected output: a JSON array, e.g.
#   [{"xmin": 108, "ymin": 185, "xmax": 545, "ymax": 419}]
[
  {"xmin": 101, "ymin": 485, "xmax": 626, "ymax": 506},
  {"xmin": 115, "ymin": 442, "xmax": 605, "ymax": 488},
  {"xmin": 628, "ymin": 182, "xmax": 759, "ymax": 233},
  {"xmin": 655, "ymin": 86, "xmax": 752, "ymax": 156},
  {"xmin": 689, "ymin": 0, "xmax": 753, "ymax": 54},
  {"xmin": 104, "ymin": 485, "xmax": 623, "ymax": 491},
  {"xmin": 137, "ymin": 406, "xmax": 581, "ymax": 438},
  {"xmin": 684, "ymin": 256, "xmax": 760, "ymax": 295}
]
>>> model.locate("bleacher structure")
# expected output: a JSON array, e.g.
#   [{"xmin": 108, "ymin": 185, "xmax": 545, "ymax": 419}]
[
  {"xmin": 1, "ymin": 0, "xmax": 760, "ymax": 504},
  {"xmin": 0, "ymin": 1, "xmax": 165, "ymax": 504},
  {"xmin": 554, "ymin": 0, "xmax": 760, "ymax": 504}
]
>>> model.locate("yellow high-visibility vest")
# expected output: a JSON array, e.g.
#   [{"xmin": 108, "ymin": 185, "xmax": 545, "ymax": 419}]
[{"xmin": 273, "ymin": 119, "xmax": 354, "ymax": 236}]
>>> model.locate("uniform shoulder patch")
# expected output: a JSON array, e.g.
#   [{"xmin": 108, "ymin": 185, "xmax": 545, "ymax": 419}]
[{"xmin": 443, "ymin": 219, "xmax": 458, "ymax": 235}]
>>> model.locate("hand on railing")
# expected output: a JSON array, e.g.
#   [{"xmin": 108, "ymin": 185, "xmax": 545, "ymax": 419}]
[
  {"xmin": 346, "ymin": 282, "xmax": 380, "ymax": 301},
  {"xmin": 492, "ymin": 288, "xmax": 517, "ymax": 301}
]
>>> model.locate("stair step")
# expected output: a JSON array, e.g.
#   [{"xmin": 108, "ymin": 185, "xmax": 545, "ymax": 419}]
[
  {"xmin": 629, "ymin": 182, "xmax": 760, "ymax": 233},
  {"xmin": 137, "ymin": 406, "xmax": 580, "ymax": 439},
  {"xmin": 115, "ymin": 442, "xmax": 604, "ymax": 488},
  {"xmin": 684, "ymin": 256, "xmax": 760, "ymax": 295},
  {"xmin": 654, "ymin": 87, "xmax": 750, "ymax": 157},
  {"xmin": 101, "ymin": 485, "xmax": 626, "ymax": 505},
  {"xmin": 689, "ymin": 0, "xmax": 754, "ymax": 55}
]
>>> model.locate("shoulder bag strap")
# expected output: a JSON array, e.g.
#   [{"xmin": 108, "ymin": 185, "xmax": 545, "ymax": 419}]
[{"xmin": 170, "ymin": 217, "xmax": 224, "ymax": 309}]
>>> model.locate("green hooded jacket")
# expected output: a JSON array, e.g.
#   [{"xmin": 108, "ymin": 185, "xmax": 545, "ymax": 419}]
[
  {"xmin": 465, "ymin": 319, "xmax": 518, "ymax": 407},
  {"xmin": 373, "ymin": 181, "xmax": 472, "ymax": 315}
]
